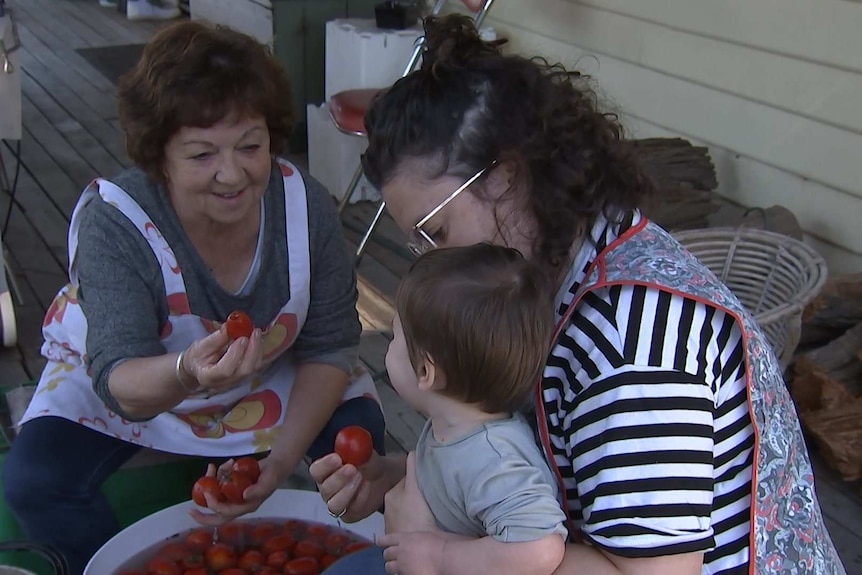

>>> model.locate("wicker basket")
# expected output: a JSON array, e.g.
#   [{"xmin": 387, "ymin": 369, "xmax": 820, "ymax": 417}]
[{"xmin": 673, "ymin": 227, "xmax": 828, "ymax": 370}]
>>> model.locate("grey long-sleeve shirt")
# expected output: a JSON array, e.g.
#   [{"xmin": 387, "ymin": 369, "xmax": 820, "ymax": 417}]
[{"xmin": 74, "ymin": 161, "xmax": 360, "ymax": 419}]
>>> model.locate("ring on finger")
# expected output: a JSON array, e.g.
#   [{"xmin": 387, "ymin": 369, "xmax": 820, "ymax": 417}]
[{"xmin": 327, "ymin": 507, "xmax": 347, "ymax": 519}]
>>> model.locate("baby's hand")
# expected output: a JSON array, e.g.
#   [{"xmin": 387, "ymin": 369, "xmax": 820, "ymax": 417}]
[{"xmin": 378, "ymin": 531, "xmax": 447, "ymax": 575}]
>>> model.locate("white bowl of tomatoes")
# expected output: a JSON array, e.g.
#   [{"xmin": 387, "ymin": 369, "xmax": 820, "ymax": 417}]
[{"xmin": 85, "ymin": 488, "xmax": 384, "ymax": 574}]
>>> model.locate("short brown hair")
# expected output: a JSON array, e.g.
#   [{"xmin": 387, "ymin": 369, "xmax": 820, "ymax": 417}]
[
  {"xmin": 117, "ymin": 21, "xmax": 294, "ymax": 180},
  {"xmin": 396, "ymin": 244, "xmax": 553, "ymax": 414}
]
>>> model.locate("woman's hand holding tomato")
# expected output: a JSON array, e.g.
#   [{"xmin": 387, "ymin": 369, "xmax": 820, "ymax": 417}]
[
  {"xmin": 189, "ymin": 455, "xmax": 282, "ymax": 526},
  {"xmin": 180, "ymin": 311, "xmax": 262, "ymax": 394},
  {"xmin": 310, "ymin": 443, "xmax": 401, "ymax": 524}
]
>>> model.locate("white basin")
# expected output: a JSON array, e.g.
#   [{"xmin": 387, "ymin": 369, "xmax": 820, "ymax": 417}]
[{"xmin": 85, "ymin": 489, "xmax": 384, "ymax": 574}]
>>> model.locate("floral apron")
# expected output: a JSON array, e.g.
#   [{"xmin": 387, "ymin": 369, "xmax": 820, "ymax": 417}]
[
  {"xmin": 21, "ymin": 159, "xmax": 379, "ymax": 456},
  {"xmin": 535, "ymin": 218, "xmax": 845, "ymax": 574}
]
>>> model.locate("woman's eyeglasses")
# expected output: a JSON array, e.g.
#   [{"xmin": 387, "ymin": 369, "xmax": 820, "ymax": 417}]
[{"xmin": 406, "ymin": 161, "xmax": 497, "ymax": 257}]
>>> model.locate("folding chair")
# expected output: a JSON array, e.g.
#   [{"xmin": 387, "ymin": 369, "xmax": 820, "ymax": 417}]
[{"xmin": 329, "ymin": 0, "xmax": 496, "ymax": 263}]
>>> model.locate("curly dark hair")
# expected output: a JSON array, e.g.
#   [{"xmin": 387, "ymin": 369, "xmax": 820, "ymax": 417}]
[
  {"xmin": 117, "ymin": 21, "xmax": 294, "ymax": 180},
  {"xmin": 362, "ymin": 14, "xmax": 653, "ymax": 270}
]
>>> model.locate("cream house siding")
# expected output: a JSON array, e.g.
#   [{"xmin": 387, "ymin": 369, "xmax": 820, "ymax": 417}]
[{"xmin": 449, "ymin": 0, "xmax": 862, "ymax": 273}]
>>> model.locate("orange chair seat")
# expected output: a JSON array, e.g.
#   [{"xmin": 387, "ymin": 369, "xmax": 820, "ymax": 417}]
[{"xmin": 329, "ymin": 88, "xmax": 382, "ymax": 135}]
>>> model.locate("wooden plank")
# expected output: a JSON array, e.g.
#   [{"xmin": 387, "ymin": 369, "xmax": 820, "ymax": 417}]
[
  {"xmin": 10, "ymin": 5, "xmax": 121, "ymax": 120},
  {"xmin": 21, "ymin": 94, "xmax": 104, "ymax": 194},
  {"xmin": 9, "ymin": 4, "xmax": 129, "ymax": 93},
  {"xmin": 23, "ymin": 79, "xmax": 125, "ymax": 178},
  {"xmin": 563, "ymin": 0, "xmax": 862, "ymax": 74},
  {"xmin": 29, "ymin": 0, "xmax": 117, "ymax": 47},
  {"xmin": 494, "ymin": 29, "xmax": 862, "ymax": 202},
  {"xmin": 357, "ymin": 276, "xmax": 395, "ymax": 332},
  {"xmin": 8, "ymin": 0, "xmax": 97, "ymax": 50},
  {"xmin": 483, "ymin": 0, "xmax": 862, "ymax": 135},
  {"xmin": 0, "ymin": 142, "xmax": 71, "ymax": 269},
  {"xmin": 39, "ymin": 0, "xmax": 144, "ymax": 46},
  {"xmin": 20, "ymin": 64, "xmax": 127, "ymax": 169},
  {"xmin": 625, "ymin": 117, "xmax": 862, "ymax": 274},
  {"xmin": 810, "ymin": 454, "xmax": 862, "ymax": 569},
  {"xmin": 358, "ymin": 330, "xmax": 391, "ymax": 377},
  {"xmin": 14, "ymin": 126, "xmax": 87, "ymax": 220}
]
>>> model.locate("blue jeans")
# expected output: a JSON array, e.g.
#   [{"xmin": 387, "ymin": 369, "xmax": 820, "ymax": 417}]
[
  {"xmin": 323, "ymin": 545, "xmax": 387, "ymax": 575},
  {"xmin": 2, "ymin": 397, "xmax": 385, "ymax": 575}
]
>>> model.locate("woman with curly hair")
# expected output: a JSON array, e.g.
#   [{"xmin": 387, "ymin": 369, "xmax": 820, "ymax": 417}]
[
  {"xmin": 312, "ymin": 14, "xmax": 844, "ymax": 575},
  {"xmin": 2, "ymin": 21, "xmax": 385, "ymax": 574}
]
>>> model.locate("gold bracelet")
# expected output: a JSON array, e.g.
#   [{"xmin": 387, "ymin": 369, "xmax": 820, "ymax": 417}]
[{"xmin": 175, "ymin": 349, "xmax": 200, "ymax": 392}]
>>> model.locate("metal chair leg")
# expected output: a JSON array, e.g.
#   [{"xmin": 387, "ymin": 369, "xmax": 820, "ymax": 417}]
[
  {"xmin": 355, "ymin": 200, "xmax": 386, "ymax": 265},
  {"xmin": 337, "ymin": 162, "xmax": 364, "ymax": 215}
]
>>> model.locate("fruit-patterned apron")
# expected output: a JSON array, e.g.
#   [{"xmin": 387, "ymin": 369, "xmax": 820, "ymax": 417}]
[{"xmin": 20, "ymin": 159, "xmax": 379, "ymax": 456}]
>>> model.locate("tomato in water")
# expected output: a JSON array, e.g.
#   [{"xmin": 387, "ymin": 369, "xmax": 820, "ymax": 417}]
[
  {"xmin": 225, "ymin": 310, "xmax": 254, "ymax": 340},
  {"xmin": 204, "ymin": 542, "xmax": 237, "ymax": 571},
  {"xmin": 184, "ymin": 529, "xmax": 213, "ymax": 552},
  {"xmin": 284, "ymin": 556, "xmax": 320, "ymax": 575},
  {"xmin": 260, "ymin": 533, "xmax": 295, "ymax": 555},
  {"xmin": 144, "ymin": 555, "xmax": 181, "ymax": 575},
  {"xmin": 334, "ymin": 426, "xmax": 373, "ymax": 467},
  {"xmin": 238, "ymin": 549, "xmax": 265, "ymax": 571},
  {"xmin": 294, "ymin": 538, "xmax": 325, "ymax": 560}
]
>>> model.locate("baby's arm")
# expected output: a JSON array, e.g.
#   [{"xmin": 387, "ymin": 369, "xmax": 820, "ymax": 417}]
[
  {"xmin": 442, "ymin": 532, "xmax": 565, "ymax": 575},
  {"xmin": 380, "ymin": 530, "xmax": 565, "ymax": 575}
]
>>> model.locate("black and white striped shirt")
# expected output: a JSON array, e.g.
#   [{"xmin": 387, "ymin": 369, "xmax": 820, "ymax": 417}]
[{"xmin": 541, "ymin": 213, "xmax": 753, "ymax": 574}]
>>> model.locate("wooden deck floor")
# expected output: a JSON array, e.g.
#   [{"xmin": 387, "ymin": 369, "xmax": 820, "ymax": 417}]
[{"xmin": 0, "ymin": 0, "xmax": 859, "ymax": 571}]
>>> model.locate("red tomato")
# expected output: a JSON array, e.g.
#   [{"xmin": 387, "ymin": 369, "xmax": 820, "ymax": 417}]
[
  {"xmin": 265, "ymin": 549, "xmax": 290, "ymax": 569},
  {"xmin": 343, "ymin": 540, "xmax": 372, "ymax": 555},
  {"xmin": 219, "ymin": 469, "xmax": 255, "ymax": 504},
  {"xmin": 159, "ymin": 542, "xmax": 204, "ymax": 570},
  {"xmin": 182, "ymin": 569, "xmax": 207, "ymax": 575},
  {"xmin": 238, "ymin": 549, "xmax": 264, "ymax": 571},
  {"xmin": 283, "ymin": 519, "xmax": 306, "ymax": 539},
  {"xmin": 225, "ymin": 310, "xmax": 254, "ymax": 340},
  {"xmin": 293, "ymin": 539, "xmax": 324, "ymax": 560},
  {"xmin": 145, "ymin": 555, "xmax": 181, "ymax": 575},
  {"xmin": 305, "ymin": 524, "xmax": 327, "ymax": 538},
  {"xmin": 217, "ymin": 522, "xmax": 247, "ymax": 547},
  {"xmin": 334, "ymin": 426, "xmax": 373, "ymax": 467},
  {"xmin": 205, "ymin": 543, "xmax": 237, "ymax": 571},
  {"xmin": 261, "ymin": 533, "xmax": 295, "ymax": 555},
  {"xmin": 284, "ymin": 556, "xmax": 320, "ymax": 575},
  {"xmin": 321, "ymin": 554, "xmax": 338, "ymax": 568},
  {"xmin": 185, "ymin": 529, "xmax": 213, "ymax": 551},
  {"xmin": 232, "ymin": 456, "xmax": 261, "ymax": 482},
  {"xmin": 216, "ymin": 569, "xmax": 247, "ymax": 575},
  {"xmin": 324, "ymin": 533, "xmax": 349, "ymax": 556},
  {"xmin": 257, "ymin": 568, "xmax": 277, "ymax": 575},
  {"xmin": 249, "ymin": 522, "xmax": 277, "ymax": 546},
  {"xmin": 192, "ymin": 476, "xmax": 224, "ymax": 507}
]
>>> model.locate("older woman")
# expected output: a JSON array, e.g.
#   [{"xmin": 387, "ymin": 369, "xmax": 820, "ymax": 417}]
[
  {"xmin": 2, "ymin": 21, "xmax": 384, "ymax": 574},
  {"xmin": 313, "ymin": 14, "xmax": 844, "ymax": 575}
]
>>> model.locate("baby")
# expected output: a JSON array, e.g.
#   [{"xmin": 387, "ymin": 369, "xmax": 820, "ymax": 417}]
[{"xmin": 380, "ymin": 243, "xmax": 567, "ymax": 575}]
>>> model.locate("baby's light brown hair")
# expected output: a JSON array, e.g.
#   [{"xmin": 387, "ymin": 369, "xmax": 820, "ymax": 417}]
[{"xmin": 396, "ymin": 244, "xmax": 553, "ymax": 413}]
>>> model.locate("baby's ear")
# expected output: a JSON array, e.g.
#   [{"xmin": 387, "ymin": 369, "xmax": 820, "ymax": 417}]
[{"xmin": 417, "ymin": 354, "xmax": 442, "ymax": 391}]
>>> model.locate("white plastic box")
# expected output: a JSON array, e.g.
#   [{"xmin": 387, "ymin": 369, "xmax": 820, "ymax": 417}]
[
  {"xmin": 307, "ymin": 103, "xmax": 380, "ymax": 204},
  {"xmin": 324, "ymin": 18, "xmax": 423, "ymax": 101}
]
